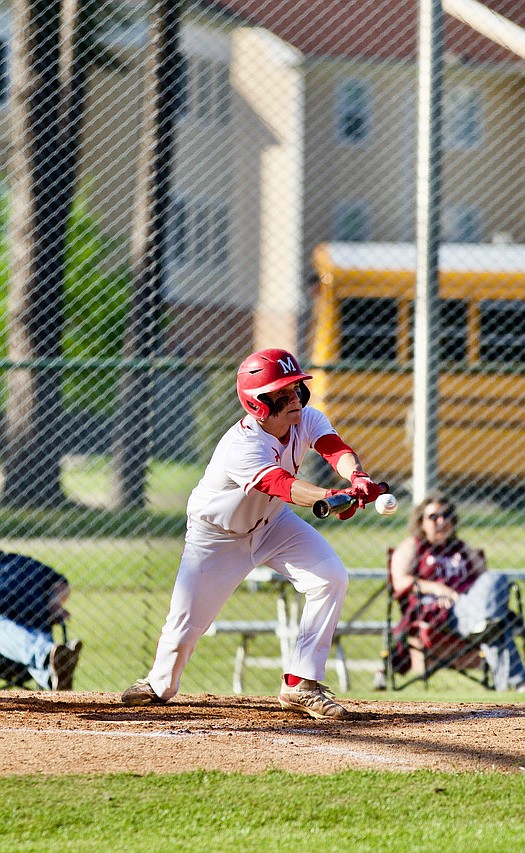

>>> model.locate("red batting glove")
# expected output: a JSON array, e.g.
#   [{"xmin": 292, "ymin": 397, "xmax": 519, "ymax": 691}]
[
  {"xmin": 338, "ymin": 503, "xmax": 358, "ymax": 521},
  {"xmin": 349, "ymin": 471, "xmax": 381, "ymax": 508},
  {"xmin": 325, "ymin": 488, "xmax": 358, "ymax": 520}
]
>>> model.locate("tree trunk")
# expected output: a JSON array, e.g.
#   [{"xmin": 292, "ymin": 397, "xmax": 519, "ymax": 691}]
[
  {"xmin": 3, "ymin": 0, "xmax": 95, "ymax": 507},
  {"xmin": 111, "ymin": 2, "xmax": 182, "ymax": 509},
  {"xmin": 4, "ymin": 0, "xmax": 66, "ymax": 506}
]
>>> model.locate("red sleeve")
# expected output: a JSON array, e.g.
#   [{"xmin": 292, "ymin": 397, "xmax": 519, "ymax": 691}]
[
  {"xmin": 314, "ymin": 434, "xmax": 355, "ymax": 472},
  {"xmin": 254, "ymin": 468, "xmax": 295, "ymax": 502}
]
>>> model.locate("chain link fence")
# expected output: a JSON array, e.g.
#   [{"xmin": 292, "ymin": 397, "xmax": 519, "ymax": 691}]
[{"xmin": 0, "ymin": 0, "xmax": 524, "ymax": 698}]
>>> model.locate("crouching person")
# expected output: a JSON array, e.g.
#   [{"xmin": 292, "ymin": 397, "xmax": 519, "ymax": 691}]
[{"xmin": 0, "ymin": 552, "xmax": 82, "ymax": 690}]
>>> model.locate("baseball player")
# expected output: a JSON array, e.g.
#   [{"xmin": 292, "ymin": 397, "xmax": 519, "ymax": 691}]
[{"xmin": 122, "ymin": 348, "xmax": 381, "ymax": 719}]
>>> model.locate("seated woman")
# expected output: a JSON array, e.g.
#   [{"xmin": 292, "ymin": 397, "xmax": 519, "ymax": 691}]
[
  {"xmin": 0, "ymin": 552, "xmax": 82, "ymax": 690},
  {"xmin": 376, "ymin": 493, "xmax": 525, "ymax": 692}
]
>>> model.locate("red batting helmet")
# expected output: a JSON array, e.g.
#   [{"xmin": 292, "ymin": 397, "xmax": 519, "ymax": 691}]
[{"xmin": 236, "ymin": 348, "xmax": 312, "ymax": 420}]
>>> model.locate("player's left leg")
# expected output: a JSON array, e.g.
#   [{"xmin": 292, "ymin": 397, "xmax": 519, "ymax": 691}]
[
  {"xmin": 253, "ymin": 511, "xmax": 350, "ymax": 719},
  {"xmin": 254, "ymin": 510, "xmax": 348, "ymax": 681}
]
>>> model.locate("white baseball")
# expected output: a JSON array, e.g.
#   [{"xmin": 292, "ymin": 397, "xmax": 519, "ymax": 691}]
[{"xmin": 375, "ymin": 493, "xmax": 398, "ymax": 515}]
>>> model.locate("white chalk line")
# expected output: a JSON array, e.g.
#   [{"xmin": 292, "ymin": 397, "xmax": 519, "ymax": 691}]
[
  {"xmin": 0, "ymin": 725, "xmax": 419, "ymax": 768},
  {"xmin": 270, "ymin": 739, "xmax": 414, "ymax": 766}
]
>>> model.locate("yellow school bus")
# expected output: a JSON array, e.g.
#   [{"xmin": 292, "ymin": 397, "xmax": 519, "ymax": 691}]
[{"xmin": 309, "ymin": 242, "xmax": 525, "ymax": 499}]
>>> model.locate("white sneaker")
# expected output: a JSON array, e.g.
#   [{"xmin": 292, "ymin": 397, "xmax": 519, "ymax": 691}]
[
  {"xmin": 469, "ymin": 617, "xmax": 502, "ymax": 641},
  {"xmin": 278, "ymin": 676, "xmax": 350, "ymax": 720}
]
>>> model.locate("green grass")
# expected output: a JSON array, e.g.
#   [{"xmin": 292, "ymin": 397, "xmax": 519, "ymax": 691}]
[{"xmin": 0, "ymin": 770, "xmax": 524, "ymax": 852}]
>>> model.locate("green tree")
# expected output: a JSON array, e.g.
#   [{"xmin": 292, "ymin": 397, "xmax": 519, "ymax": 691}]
[
  {"xmin": 0, "ymin": 188, "xmax": 130, "ymax": 415},
  {"xmin": 61, "ymin": 192, "xmax": 130, "ymax": 414}
]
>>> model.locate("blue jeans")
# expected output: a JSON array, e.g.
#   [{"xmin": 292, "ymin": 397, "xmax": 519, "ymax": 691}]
[
  {"xmin": 451, "ymin": 573, "xmax": 525, "ymax": 690},
  {"xmin": 0, "ymin": 616, "xmax": 54, "ymax": 689}
]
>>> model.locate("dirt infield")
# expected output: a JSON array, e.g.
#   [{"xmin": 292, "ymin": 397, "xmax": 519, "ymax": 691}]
[{"xmin": 1, "ymin": 691, "xmax": 524, "ymax": 775}]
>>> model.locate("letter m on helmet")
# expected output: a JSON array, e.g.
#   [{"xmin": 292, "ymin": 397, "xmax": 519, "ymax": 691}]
[{"xmin": 277, "ymin": 356, "xmax": 295, "ymax": 374}]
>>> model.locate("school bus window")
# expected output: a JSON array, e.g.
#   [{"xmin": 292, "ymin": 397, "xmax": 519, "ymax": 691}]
[
  {"xmin": 340, "ymin": 298, "xmax": 397, "ymax": 360},
  {"xmin": 405, "ymin": 300, "xmax": 467, "ymax": 364},
  {"xmin": 439, "ymin": 299, "xmax": 467, "ymax": 362},
  {"xmin": 480, "ymin": 300, "xmax": 525, "ymax": 363}
]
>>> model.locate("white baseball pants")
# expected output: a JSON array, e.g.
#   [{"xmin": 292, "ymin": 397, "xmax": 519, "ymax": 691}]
[{"xmin": 148, "ymin": 508, "xmax": 348, "ymax": 699}]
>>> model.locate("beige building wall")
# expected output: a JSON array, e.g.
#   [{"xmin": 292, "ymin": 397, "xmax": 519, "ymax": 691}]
[
  {"xmin": 303, "ymin": 57, "xmax": 416, "ymax": 275},
  {"xmin": 441, "ymin": 63, "xmax": 525, "ymax": 242},
  {"xmin": 230, "ymin": 28, "xmax": 304, "ymax": 353},
  {"xmin": 302, "ymin": 56, "xmax": 525, "ymax": 285},
  {"xmin": 164, "ymin": 24, "xmax": 234, "ymax": 311},
  {"xmin": 80, "ymin": 34, "xmax": 525, "ymax": 273}
]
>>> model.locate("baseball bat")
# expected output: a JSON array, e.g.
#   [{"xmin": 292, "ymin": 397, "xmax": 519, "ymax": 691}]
[{"xmin": 313, "ymin": 481, "xmax": 390, "ymax": 519}]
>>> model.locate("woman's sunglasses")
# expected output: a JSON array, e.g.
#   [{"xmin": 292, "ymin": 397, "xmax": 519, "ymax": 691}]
[{"xmin": 423, "ymin": 509, "xmax": 454, "ymax": 522}]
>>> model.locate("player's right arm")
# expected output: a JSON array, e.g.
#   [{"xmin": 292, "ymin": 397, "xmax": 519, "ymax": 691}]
[
  {"xmin": 313, "ymin": 433, "xmax": 380, "ymax": 507},
  {"xmin": 253, "ymin": 467, "xmax": 331, "ymax": 507},
  {"xmin": 290, "ymin": 477, "xmax": 330, "ymax": 507}
]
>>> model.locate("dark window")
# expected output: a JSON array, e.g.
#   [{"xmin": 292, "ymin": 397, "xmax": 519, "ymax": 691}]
[
  {"xmin": 439, "ymin": 299, "xmax": 467, "ymax": 362},
  {"xmin": 168, "ymin": 195, "xmax": 188, "ymax": 265},
  {"xmin": 333, "ymin": 203, "xmax": 370, "ymax": 242},
  {"xmin": 0, "ymin": 40, "xmax": 8, "ymax": 105},
  {"xmin": 212, "ymin": 203, "xmax": 229, "ymax": 267},
  {"xmin": 336, "ymin": 80, "xmax": 371, "ymax": 143},
  {"xmin": 167, "ymin": 195, "xmax": 229, "ymax": 271},
  {"xmin": 194, "ymin": 199, "xmax": 212, "ymax": 266},
  {"xmin": 480, "ymin": 300, "xmax": 525, "ymax": 363},
  {"xmin": 195, "ymin": 58, "xmax": 211, "ymax": 121},
  {"xmin": 339, "ymin": 298, "xmax": 467, "ymax": 364},
  {"xmin": 343, "ymin": 112, "xmax": 365, "ymax": 139},
  {"xmin": 407, "ymin": 300, "xmax": 466, "ymax": 363},
  {"xmin": 340, "ymin": 298, "xmax": 397, "ymax": 361},
  {"xmin": 215, "ymin": 64, "xmax": 231, "ymax": 126}
]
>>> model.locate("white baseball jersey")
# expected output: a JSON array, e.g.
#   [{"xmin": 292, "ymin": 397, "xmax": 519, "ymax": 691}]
[{"xmin": 187, "ymin": 407, "xmax": 337, "ymax": 535}]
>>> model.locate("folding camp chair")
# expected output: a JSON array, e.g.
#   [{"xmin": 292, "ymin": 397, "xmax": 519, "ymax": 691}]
[
  {"xmin": 383, "ymin": 548, "xmax": 494, "ymax": 691},
  {"xmin": 0, "ymin": 621, "xmax": 68, "ymax": 690}
]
